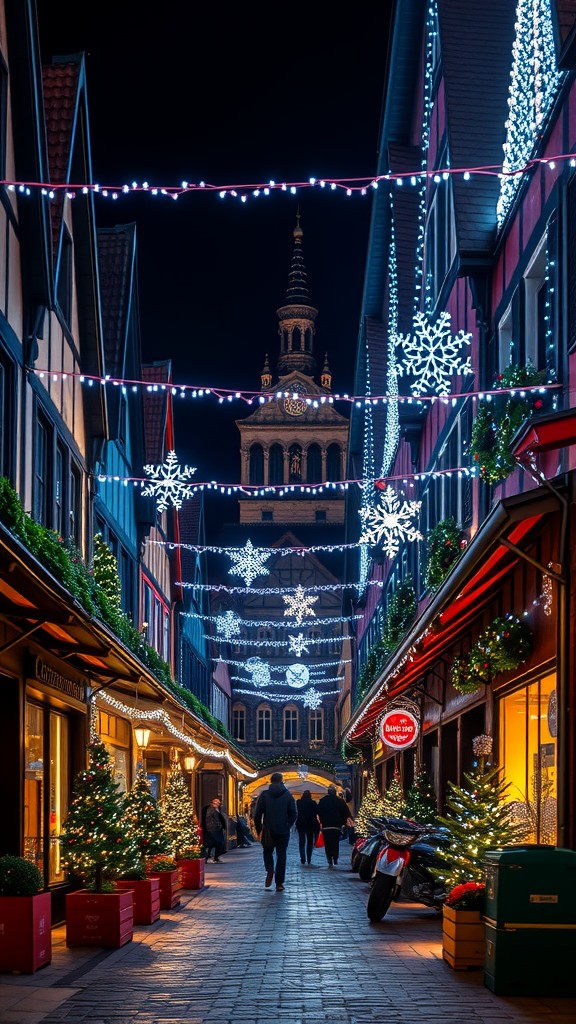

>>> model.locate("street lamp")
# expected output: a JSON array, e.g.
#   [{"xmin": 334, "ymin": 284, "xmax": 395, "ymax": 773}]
[
  {"xmin": 184, "ymin": 754, "xmax": 196, "ymax": 771},
  {"xmin": 134, "ymin": 727, "xmax": 151, "ymax": 750}
]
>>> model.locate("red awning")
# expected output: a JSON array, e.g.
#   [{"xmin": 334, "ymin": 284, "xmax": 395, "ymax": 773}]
[{"xmin": 512, "ymin": 409, "xmax": 576, "ymax": 457}]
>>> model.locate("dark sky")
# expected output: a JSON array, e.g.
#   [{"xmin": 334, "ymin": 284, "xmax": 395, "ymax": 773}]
[{"xmin": 36, "ymin": 3, "xmax": 392, "ymax": 517}]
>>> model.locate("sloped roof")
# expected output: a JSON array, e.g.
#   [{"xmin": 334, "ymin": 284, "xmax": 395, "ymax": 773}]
[
  {"xmin": 141, "ymin": 361, "xmax": 172, "ymax": 464},
  {"xmin": 97, "ymin": 224, "xmax": 136, "ymax": 377},
  {"xmin": 438, "ymin": 0, "xmax": 517, "ymax": 258},
  {"xmin": 42, "ymin": 57, "xmax": 82, "ymax": 264}
]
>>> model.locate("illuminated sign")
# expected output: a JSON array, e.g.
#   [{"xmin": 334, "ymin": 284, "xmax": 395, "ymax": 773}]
[{"xmin": 379, "ymin": 709, "xmax": 419, "ymax": 750}]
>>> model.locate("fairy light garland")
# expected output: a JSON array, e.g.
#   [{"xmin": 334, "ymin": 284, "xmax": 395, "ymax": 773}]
[
  {"xmin": 94, "ymin": 691, "xmax": 258, "ymax": 777},
  {"xmin": 183, "ymin": 610, "xmax": 362, "ymax": 627},
  {"xmin": 216, "ymin": 657, "xmax": 351, "ymax": 671},
  {"xmin": 208, "ymin": 634, "xmax": 347, "ymax": 648},
  {"xmin": 232, "ymin": 688, "xmax": 340, "ymax": 703},
  {"xmin": 181, "ymin": 579, "xmax": 389, "ymax": 594}
]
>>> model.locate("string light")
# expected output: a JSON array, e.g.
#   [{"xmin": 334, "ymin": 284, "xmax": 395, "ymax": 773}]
[
  {"xmin": 94, "ymin": 691, "xmax": 258, "ymax": 777},
  {"xmin": 216, "ymin": 657, "xmax": 351, "ymax": 671},
  {"xmin": 232, "ymin": 688, "xmax": 340, "ymax": 703},
  {"xmin": 183, "ymin": 610, "xmax": 360, "ymax": 627},
  {"xmin": 180, "ymin": 579, "xmax": 390, "ymax": 594},
  {"xmin": 208, "ymin": 634, "xmax": 348, "ymax": 648}
]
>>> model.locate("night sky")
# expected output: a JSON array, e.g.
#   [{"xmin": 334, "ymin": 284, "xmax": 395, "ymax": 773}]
[{"xmin": 36, "ymin": 3, "xmax": 392, "ymax": 528}]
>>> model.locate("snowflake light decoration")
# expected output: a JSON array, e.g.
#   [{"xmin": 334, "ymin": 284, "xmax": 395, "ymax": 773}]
[
  {"xmin": 289, "ymin": 632, "xmax": 310, "ymax": 657},
  {"xmin": 246, "ymin": 657, "xmax": 271, "ymax": 686},
  {"xmin": 285, "ymin": 664, "xmax": 310, "ymax": 689},
  {"xmin": 142, "ymin": 450, "xmax": 197, "ymax": 512},
  {"xmin": 395, "ymin": 310, "xmax": 472, "ymax": 396},
  {"xmin": 359, "ymin": 485, "xmax": 423, "ymax": 557},
  {"xmin": 303, "ymin": 688, "xmax": 322, "ymax": 710},
  {"xmin": 282, "ymin": 585, "xmax": 319, "ymax": 624},
  {"xmin": 215, "ymin": 610, "xmax": 241, "ymax": 641},
  {"xmin": 227, "ymin": 539, "xmax": 271, "ymax": 587}
]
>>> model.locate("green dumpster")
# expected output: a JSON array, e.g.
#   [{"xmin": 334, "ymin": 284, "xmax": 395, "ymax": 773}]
[{"xmin": 484, "ymin": 845, "xmax": 576, "ymax": 995}]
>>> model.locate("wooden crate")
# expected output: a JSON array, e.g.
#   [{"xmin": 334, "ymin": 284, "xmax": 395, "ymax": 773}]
[{"xmin": 442, "ymin": 904, "xmax": 485, "ymax": 970}]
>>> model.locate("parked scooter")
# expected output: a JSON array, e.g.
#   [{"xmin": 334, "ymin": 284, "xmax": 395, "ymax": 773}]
[{"xmin": 366, "ymin": 816, "xmax": 448, "ymax": 922}]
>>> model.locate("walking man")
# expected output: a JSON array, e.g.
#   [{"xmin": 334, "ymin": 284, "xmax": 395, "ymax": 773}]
[
  {"xmin": 254, "ymin": 772, "xmax": 297, "ymax": 891},
  {"xmin": 204, "ymin": 797, "xmax": 227, "ymax": 863},
  {"xmin": 317, "ymin": 785, "xmax": 353, "ymax": 868}
]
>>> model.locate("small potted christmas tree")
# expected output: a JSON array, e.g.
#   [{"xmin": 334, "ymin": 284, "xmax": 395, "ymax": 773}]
[
  {"xmin": 117, "ymin": 767, "xmax": 170, "ymax": 923},
  {"xmin": 0, "ymin": 855, "xmax": 51, "ymax": 973},
  {"xmin": 159, "ymin": 763, "xmax": 204, "ymax": 891},
  {"xmin": 61, "ymin": 736, "xmax": 139, "ymax": 948}
]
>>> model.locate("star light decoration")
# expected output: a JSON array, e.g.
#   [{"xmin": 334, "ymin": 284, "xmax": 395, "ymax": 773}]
[
  {"xmin": 227, "ymin": 539, "xmax": 271, "ymax": 587},
  {"xmin": 246, "ymin": 657, "xmax": 271, "ymax": 686},
  {"xmin": 359, "ymin": 485, "xmax": 423, "ymax": 557},
  {"xmin": 303, "ymin": 688, "xmax": 322, "ymax": 710},
  {"xmin": 395, "ymin": 310, "xmax": 472, "ymax": 396},
  {"xmin": 142, "ymin": 450, "xmax": 197, "ymax": 512},
  {"xmin": 289, "ymin": 632, "xmax": 310, "ymax": 657},
  {"xmin": 282, "ymin": 585, "xmax": 319, "ymax": 624},
  {"xmin": 215, "ymin": 610, "xmax": 241, "ymax": 640}
]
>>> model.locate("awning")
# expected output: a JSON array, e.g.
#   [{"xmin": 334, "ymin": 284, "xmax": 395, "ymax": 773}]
[
  {"xmin": 512, "ymin": 408, "xmax": 576, "ymax": 458},
  {"xmin": 345, "ymin": 486, "xmax": 562, "ymax": 744}
]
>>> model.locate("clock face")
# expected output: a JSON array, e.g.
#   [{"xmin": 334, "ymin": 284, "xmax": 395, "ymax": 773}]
[
  {"xmin": 283, "ymin": 383, "xmax": 307, "ymax": 416},
  {"xmin": 286, "ymin": 663, "xmax": 310, "ymax": 689}
]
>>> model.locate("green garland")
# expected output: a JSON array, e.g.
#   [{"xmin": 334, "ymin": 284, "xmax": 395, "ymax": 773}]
[
  {"xmin": 470, "ymin": 363, "xmax": 549, "ymax": 484},
  {"xmin": 355, "ymin": 577, "xmax": 416, "ymax": 703},
  {"xmin": 451, "ymin": 615, "xmax": 533, "ymax": 695},
  {"xmin": 424, "ymin": 517, "xmax": 465, "ymax": 591}
]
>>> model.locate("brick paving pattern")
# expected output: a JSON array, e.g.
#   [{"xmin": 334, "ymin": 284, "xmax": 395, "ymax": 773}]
[{"xmin": 1, "ymin": 840, "xmax": 574, "ymax": 1024}]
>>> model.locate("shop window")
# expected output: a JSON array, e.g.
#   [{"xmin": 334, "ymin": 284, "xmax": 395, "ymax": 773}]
[
  {"xmin": 48, "ymin": 711, "xmax": 69, "ymax": 883},
  {"xmin": 24, "ymin": 702, "xmax": 70, "ymax": 884},
  {"xmin": 499, "ymin": 673, "xmax": 557, "ymax": 844},
  {"xmin": 97, "ymin": 710, "xmax": 130, "ymax": 792},
  {"xmin": 24, "ymin": 703, "xmax": 44, "ymax": 873}
]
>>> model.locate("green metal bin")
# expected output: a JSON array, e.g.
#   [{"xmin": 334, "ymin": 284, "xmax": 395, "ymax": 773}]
[{"xmin": 484, "ymin": 845, "xmax": 576, "ymax": 995}]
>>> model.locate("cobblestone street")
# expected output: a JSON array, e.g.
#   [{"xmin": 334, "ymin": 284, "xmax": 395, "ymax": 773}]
[{"xmin": 1, "ymin": 841, "xmax": 574, "ymax": 1024}]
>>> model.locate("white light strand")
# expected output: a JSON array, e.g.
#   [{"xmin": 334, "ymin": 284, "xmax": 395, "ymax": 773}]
[
  {"xmin": 182, "ymin": 611, "xmax": 362, "ymax": 628},
  {"xmin": 231, "ymin": 675, "xmax": 344, "ymax": 686},
  {"xmin": 216, "ymin": 657, "xmax": 351, "ymax": 671},
  {"xmin": 232, "ymin": 688, "xmax": 340, "ymax": 703},
  {"xmin": 94, "ymin": 691, "xmax": 258, "ymax": 777},
  {"xmin": 183, "ymin": 579, "xmax": 388, "ymax": 594},
  {"xmin": 208, "ymin": 634, "xmax": 346, "ymax": 648}
]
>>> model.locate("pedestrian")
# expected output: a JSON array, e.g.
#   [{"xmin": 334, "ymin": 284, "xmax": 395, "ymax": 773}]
[
  {"xmin": 295, "ymin": 788, "xmax": 320, "ymax": 865},
  {"xmin": 204, "ymin": 797, "xmax": 227, "ymax": 863},
  {"xmin": 317, "ymin": 784, "xmax": 353, "ymax": 868},
  {"xmin": 253, "ymin": 771, "xmax": 297, "ymax": 891}
]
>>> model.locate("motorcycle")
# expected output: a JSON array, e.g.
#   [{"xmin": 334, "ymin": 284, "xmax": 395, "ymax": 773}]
[
  {"xmin": 352, "ymin": 820, "xmax": 389, "ymax": 881},
  {"xmin": 366, "ymin": 816, "xmax": 448, "ymax": 923}
]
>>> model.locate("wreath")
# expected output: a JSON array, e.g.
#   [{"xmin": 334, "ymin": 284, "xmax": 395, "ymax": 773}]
[
  {"xmin": 451, "ymin": 615, "xmax": 533, "ymax": 695},
  {"xmin": 424, "ymin": 518, "xmax": 465, "ymax": 591},
  {"xmin": 470, "ymin": 363, "xmax": 550, "ymax": 484}
]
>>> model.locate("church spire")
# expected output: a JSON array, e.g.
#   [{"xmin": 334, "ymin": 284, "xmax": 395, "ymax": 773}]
[
  {"xmin": 276, "ymin": 213, "xmax": 318, "ymax": 377},
  {"xmin": 260, "ymin": 353, "xmax": 272, "ymax": 389}
]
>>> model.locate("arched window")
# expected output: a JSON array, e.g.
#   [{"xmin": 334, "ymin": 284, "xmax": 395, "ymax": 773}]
[
  {"xmin": 269, "ymin": 444, "xmax": 284, "ymax": 486},
  {"xmin": 257, "ymin": 704, "xmax": 272, "ymax": 742},
  {"xmin": 289, "ymin": 444, "xmax": 302, "ymax": 482},
  {"xmin": 307, "ymin": 443, "xmax": 322, "ymax": 483},
  {"xmin": 283, "ymin": 704, "xmax": 299, "ymax": 742},
  {"xmin": 232, "ymin": 704, "xmax": 246, "ymax": 742},
  {"xmin": 309, "ymin": 708, "xmax": 324, "ymax": 744},
  {"xmin": 326, "ymin": 443, "xmax": 341, "ymax": 481},
  {"xmin": 249, "ymin": 444, "xmax": 264, "ymax": 485}
]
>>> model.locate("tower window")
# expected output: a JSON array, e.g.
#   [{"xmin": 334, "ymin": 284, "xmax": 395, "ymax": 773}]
[{"xmin": 315, "ymin": 510, "xmax": 326, "ymax": 522}]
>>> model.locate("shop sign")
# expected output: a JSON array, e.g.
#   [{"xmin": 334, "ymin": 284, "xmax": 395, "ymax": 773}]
[
  {"xmin": 29, "ymin": 655, "xmax": 87, "ymax": 704},
  {"xmin": 379, "ymin": 709, "xmax": 419, "ymax": 750}
]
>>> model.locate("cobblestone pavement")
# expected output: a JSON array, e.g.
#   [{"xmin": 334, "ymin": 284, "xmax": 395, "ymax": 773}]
[{"xmin": 1, "ymin": 839, "xmax": 575, "ymax": 1024}]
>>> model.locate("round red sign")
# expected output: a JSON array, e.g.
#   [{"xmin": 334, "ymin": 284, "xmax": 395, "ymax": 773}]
[{"xmin": 379, "ymin": 709, "xmax": 419, "ymax": 749}]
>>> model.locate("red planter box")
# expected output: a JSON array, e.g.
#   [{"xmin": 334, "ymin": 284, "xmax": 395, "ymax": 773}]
[
  {"xmin": 66, "ymin": 890, "xmax": 134, "ymax": 948},
  {"xmin": 177, "ymin": 858, "xmax": 205, "ymax": 890},
  {"xmin": 0, "ymin": 892, "xmax": 52, "ymax": 973},
  {"xmin": 148, "ymin": 870, "xmax": 181, "ymax": 909},
  {"xmin": 116, "ymin": 878, "xmax": 160, "ymax": 924}
]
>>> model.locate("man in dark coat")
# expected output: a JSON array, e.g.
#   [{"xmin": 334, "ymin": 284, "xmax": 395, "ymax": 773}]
[
  {"xmin": 317, "ymin": 785, "xmax": 353, "ymax": 868},
  {"xmin": 295, "ymin": 789, "xmax": 320, "ymax": 866},
  {"xmin": 254, "ymin": 772, "xmax": 297, "ymax": 891},
  {"xmin": 204, "ymin": 797, "xmax": 227, "ymax": 863}
]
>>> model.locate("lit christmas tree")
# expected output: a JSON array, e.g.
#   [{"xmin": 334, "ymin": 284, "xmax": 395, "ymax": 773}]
[
  {"xmin": 382, "ymin": 767, "xmax": 405, "ymax": 817},
  {"xmin": 403, "ymin": 765, "xmax": 438, "ymax": 825},
  {"xmin": 355, "ymin": 773, "xmax": 386, "ymax": 838},
  {"xmin": 92, "ymin": 533, "xmax": 122, "ymax": 611},
  {"xmin": 60, "ymin": 737, "xmax": 138, "ymax": 892},
  {"xmin": 124, "ymin": 766, "xmax": 170, "ymax": 867},
  {"xmin": 433, "ymin": 735, "xmax": 524, "ymax": 889},
  {"xmin": 159, "ymin": 763, "xmax": 202, "ymax": 859}
]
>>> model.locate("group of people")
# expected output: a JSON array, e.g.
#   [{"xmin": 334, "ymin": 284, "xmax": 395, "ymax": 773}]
[{"xmin": 253, "ymin": 772, "xmax": 354, "ymax": 891}]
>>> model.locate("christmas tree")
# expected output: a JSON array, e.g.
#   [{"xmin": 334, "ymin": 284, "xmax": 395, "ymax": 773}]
[
  {"xmin": 159, "ymin": 763, "xmax": 202, "ymax": 859},
  {"xmin": 382, "ymin": 767, "xmax": 405, "ymax": 816},
  {"xmin": 60, "ymin": 736, "xmax": 138, "ymax": 891},
  {"xmin": 92, "ymin": 533, "xmax": 122, "ymax": 611},
  {"xmin": 403, "ymin": 765, "xmax": 438, "ymax": 825},
  {"xmin": 355, "ymin": 773, "xmax": 386, "ymax": 838},
  {"xmin": 124, "ymin": 766, "xmax": 170, "ymax": 869},
  {"xmin": 433, "ymin": 735, "xmax": 524, "ymax": 889}
]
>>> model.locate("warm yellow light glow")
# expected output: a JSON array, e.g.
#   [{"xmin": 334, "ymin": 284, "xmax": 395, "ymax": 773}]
[
  {"xmin": 134, "ymin": 727, "xmax": 151, "ymax": 749},
  {"xmin": 184, "ymin": 755, "xmax": 196, "ymax": 771}
]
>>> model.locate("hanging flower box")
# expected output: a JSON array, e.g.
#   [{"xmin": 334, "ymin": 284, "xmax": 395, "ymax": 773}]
[
  {"xmin": 0, "ymin": 891, "xmax": 52, "ymax": 973},
  {"xmin": 65, "ymin": 890, "xmax": 134, "ymax": 948},
  {"xmin": 148, "ymin": 870, "xmax": 181, "ymax": 909},
  {"xmin": 116, "ymin": 877, "xmax": 161, "ymax": 924},
  {"xmin": 177, "ymin": 858, "xmax": 205, "ymax": 890}
]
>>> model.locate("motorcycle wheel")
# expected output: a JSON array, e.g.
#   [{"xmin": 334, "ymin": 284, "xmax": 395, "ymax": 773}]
[
  {"xmin": 357, "ymin": 853, "xmax": 374, "ymax": 881},
  {"xmin": 367, "ymin": 874, "xmax": 396, "ymax": 922},
  {"xmin": 351, "ymin": 850, "xmax": 360, "ymax": 872}
]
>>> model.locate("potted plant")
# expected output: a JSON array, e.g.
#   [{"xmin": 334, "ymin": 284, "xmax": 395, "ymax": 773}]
[
  {"xmin": 442, "ymin": 882, "xmax": 486, "ymax": 970},
  {"xmin": 117, "ymin": 767, "xmax": 169, "ymax": 922},
  {"xmin": 115, "ymin": 864, "xmax": 161, "ymax": 926},
  {"xmin": 146, "ymin": 855, "xmax": 181, "ymax": 909},
  {"xmin": 159, "ymin": 763, "xmax": 204, "ymax": 890},
  {"xmin": 60, "ymin": 737, "xmax": 139, "ymax": 948},
  {"xmin": 0, "ymin": 855, "xmax": 51, "ymax": 973}
]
